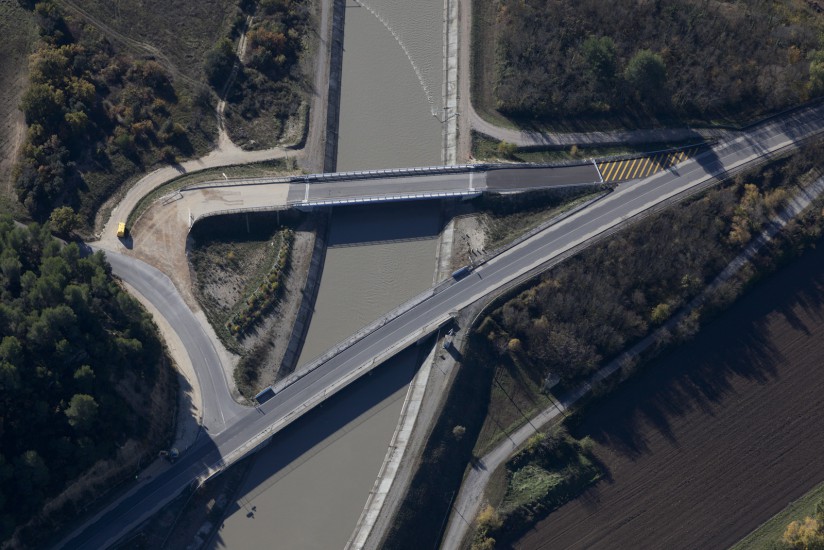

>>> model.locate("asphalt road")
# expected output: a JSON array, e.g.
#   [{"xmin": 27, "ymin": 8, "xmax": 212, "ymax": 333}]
[
  {"xmin": 485, "ymin": 163, "xmax": 601, "ymax": 190},
  {"xmin": 60, "ymin": 102, "xmax": 824, "ymax": 549},
  {"xmin": 101, "ymin": 252, "xmax": 246, "ymax": 434},
  {"xmin": 284, "ymin": 163, "xmax": 601, "ymax": 204}
]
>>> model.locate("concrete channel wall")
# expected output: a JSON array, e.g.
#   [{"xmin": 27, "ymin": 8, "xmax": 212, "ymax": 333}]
[{"xmin": 279, "ymin": 211, "xmax": 331, "ymax": 375}]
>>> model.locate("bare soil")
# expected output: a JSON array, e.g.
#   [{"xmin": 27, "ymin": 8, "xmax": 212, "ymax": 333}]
[
  {"xmin": 451, "ymin": 213, "xmax": 488, "ymax": 268},
  {"xmin": 188, "ymin": 212, "xmax": 317, "ymax": 391},
  {"xmin": 513, "ymin": 244, "xmax": 824, "ymax": 550}
]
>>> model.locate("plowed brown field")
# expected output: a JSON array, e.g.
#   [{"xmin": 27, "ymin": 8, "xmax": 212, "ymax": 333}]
[{"xmin": 514, "ymin": 245, "xmax": 824, "ymax": 550}]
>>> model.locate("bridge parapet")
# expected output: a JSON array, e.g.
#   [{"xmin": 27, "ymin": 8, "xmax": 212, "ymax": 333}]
[{"xmin": 289, "ymin": 190, "xmax": 482, "ymax": 208}]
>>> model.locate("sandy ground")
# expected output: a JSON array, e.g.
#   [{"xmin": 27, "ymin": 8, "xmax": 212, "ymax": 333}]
[
  {"xmin": 192, "ymin": 216, "xmax": 318, "ymax": 387},
  {"xmin": 113, "ymin": 182, "xmax": 292, "ymax": 397},
  {"xmin": 451, "ymin": 212, "xmax": 487, "ymax": 267},
  {"xmin": 125, "ymin": 182, "xmax": 292, "ymax": 308}
]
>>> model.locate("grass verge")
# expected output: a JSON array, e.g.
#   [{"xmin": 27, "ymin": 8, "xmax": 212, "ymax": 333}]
[
  {"xmin": 732, "ymin": 481, "xmax": 824, "ymax": 550},
  {"xmin": 472, "ymin": 131, "xmax": 706, "ymax": 164},
  {"xmin": 476, "ymin": 187, "xmax": 605, "ymax": 251}
]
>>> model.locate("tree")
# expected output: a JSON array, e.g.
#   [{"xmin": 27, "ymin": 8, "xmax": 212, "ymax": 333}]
[
  {"xmin": 48, "ymin": 206, "xmax": 82, "ymax": 236},
  {"xmin": 452, "ymin": 425, "xmax": 466, "ymax": 441},
  {"xmin": 650, "ymin": 302, "xmax": 672, "ymax": 324},
  {"xmin": 204, "ymin": 37, "xmax": 237, "ymax": 90},
  {"xmin": 783, "ymin": 516, "xmax": 824, "ymax": 549},
  {"xmin": 582, "ymin": 35, "xmax": 616, "ymax": 85},
  {"xmin": 73, "ymin": 365, "xmax": 95, "ymax": 392},
  {"xmin": 471, "ymin": 537, "xmax": 496, "ymax": 550},
  {"xmin": 65, "ymin": 393, "xmax": 98, "ymax": 432},
  {"xmin": 496, "ymin": 140, "xmax": 517, "ymax": 159},
  {"xmin": 810, "ymin": 51, "xmax": 824, "ymax": 97},
  {"xmin": 20, "ymin": 83, "xmax": 65, "ymax": 128},
  {"xmin": 624, "ymin": 49, "xmax": 667, "ymax": 99},
  {"xmin": 476, "ymin": 503, "xmax": 503, "ymax": 532}
]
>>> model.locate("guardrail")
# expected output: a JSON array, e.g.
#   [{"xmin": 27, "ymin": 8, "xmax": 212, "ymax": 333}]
[
  {"xmin": 200, "ymin": 311, "xmax": 453, "ymax": 485},
  {"xmin": 289, "ymin": 190, "xmax": 482, "ymax": 208},
  {"xmin": 174, "ymin": 105, "xmax": 824, "ymax": 509},
  {"xmin": 271, "ymin": 278, "xmax": 451, "ymax": 395}
]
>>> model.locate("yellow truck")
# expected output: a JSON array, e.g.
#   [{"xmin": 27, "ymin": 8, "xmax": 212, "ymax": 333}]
[{"xmin": 117, "ymin": 222, "xmax": 127, "ymax": 238}]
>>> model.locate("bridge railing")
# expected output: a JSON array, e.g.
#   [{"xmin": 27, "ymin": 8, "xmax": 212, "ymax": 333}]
[
  {"xmin": 271, "ymin": 267, "xmax": 458, "ymax": 395},
  {"xmin": 288, "ymin": 190, "xmax": 482, "ymax": 208}
]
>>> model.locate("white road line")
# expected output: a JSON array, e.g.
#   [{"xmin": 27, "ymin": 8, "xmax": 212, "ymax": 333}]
[{"xmin": 592, "ymin": 158, "xmax": 603, "ymax": 183}]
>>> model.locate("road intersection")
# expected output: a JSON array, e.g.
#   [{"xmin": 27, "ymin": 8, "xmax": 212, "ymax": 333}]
[{"xmin": 57, "ymin": 100, "xmax": 824, "ymax": 549}]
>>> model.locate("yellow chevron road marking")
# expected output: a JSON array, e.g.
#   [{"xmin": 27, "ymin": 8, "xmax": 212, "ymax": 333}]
[{"xmin": 597, "ymin": 146, "xmax": 703, "ymax": 183}]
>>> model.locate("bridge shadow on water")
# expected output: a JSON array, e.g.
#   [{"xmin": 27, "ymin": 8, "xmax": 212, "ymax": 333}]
[
  {"xmin": 327, "ymin": 200, "xmax": 443, "ymax": 248},
  {"xmin": 568, "ymin": 243, "xmax": 824, "ymax": 465},
  {"xmin": 207, "ymin": 341, "xmax": 430, "ymax": 549}
]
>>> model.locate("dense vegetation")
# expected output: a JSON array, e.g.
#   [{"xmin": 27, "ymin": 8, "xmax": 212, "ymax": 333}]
[
  {"xmin": 14, "ymin": 0, "xmax": 215, "ymax": 224},
  {"xmin": 486, "ymin": 160, "xmax": 814, "ymax": 387},
  {"xmin": 484, "ymin": 0, "xmax": 824, "ymax": 124},
  {"xmin": 0, "ymin": 217, "xmax": 165, "ymax": 541},
  {"xmin": 388, "ymin": 141, "xmax": 824, "ymax": 549},
  {"xmin": 211, "ymin": 0, "xmax": 312, "ymax": 148},
  {"xmin": 471, "ymin": 428, "xmax": 601, "ymax": 549}
]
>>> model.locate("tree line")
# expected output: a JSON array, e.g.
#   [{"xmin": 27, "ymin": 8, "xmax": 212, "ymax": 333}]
[{"xmin": 0, "ymin": 216, "xmax": 164, "ymax": 542}]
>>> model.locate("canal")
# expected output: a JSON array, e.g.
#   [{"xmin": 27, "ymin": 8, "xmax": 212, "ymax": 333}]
[{"xmin": 212, "ymin": 0, "xmax": 448, "ymax": 544}]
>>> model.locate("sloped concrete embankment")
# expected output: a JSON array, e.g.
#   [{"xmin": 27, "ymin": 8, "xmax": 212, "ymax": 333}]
[{"xmin": 279, "ymin": 210, "xmax": 331, "ymax": 376}]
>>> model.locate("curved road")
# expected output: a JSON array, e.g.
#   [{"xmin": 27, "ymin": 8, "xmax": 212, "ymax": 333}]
[
  {"xmin": 60, "ymin": 102, "xmax": 824, "ymax": 549},
  {"xmin": 102, "ymin": 251, "xmax": 246, "ymax": 433}
]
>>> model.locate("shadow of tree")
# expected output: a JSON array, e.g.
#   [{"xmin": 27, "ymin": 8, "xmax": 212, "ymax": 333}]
[{"xmin": 572, "ymin": 241, "xmax": 824, "ymax": 460}]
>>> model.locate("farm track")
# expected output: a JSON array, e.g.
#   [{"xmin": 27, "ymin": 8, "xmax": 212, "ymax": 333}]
[
  {"xmin": 55, "ymin": 0, "xmax": 204, "ymax": 89},
  {"xmin": 515, "ymin": 245, "xmax": 824, "ymax": 550}
]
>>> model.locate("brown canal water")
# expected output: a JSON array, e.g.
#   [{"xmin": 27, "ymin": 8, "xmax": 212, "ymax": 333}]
[
  {"xmin": 211, "ymin": 346, "xmax": 422, "ymax": 550},
  {"xmin": 297, "ymin": 201, "xmax": 441, "ymax": 366},
  {"xmin": 214, "ymin": 201, "xmax": 442, "ymax": 549},
  {"xmin": 336, "ymin": 0, "xmax": 445, "ymax": 171},
  {"xmin": 213, "ymin": 0, "xmax": 447, "ymax": 544}
]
